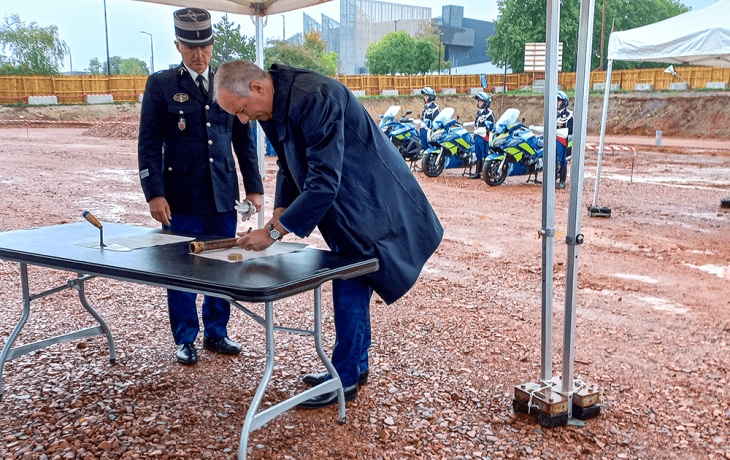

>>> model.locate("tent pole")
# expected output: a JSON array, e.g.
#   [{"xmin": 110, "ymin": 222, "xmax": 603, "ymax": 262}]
[
  {"xmin": 562, "ymin": 0, "xmax": 596, "ymax": 417},
  {"xmin": 255, "ymin": 13, "xmax": 267, "ymax": 229},
  {"xmin": 539, "ymin": 0, "xmax": 560, "ymax": 386},
  {"xmin": 593, "ymin": 59, "xmax": 613, "ymax": 208}
]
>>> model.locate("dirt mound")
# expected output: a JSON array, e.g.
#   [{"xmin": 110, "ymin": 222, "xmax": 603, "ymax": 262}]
[
  {"xmin": 2, "ymin": 91, "xmax": 730, "ymax": 140},
  {"xmin": 82, "ymin": 114, "xmax": 140, "ymax": 140}
]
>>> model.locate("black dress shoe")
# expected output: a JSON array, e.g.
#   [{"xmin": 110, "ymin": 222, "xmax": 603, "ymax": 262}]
[
  {"xmin": 302, "ymin": 370, "xmax": 369, "ymax": 387},
  {"xmin": 202, "ymin": 336, "xmax": 241, "ymax": 355},
  {"xmin": 296, "ymin": 383, "xmax": 358, "ymax": 409},
  {"xmin": 176, "ymin": 343, "xmax": 198, "ymax": 365}
]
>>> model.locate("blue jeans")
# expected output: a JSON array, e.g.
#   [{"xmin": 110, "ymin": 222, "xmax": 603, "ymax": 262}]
[
  {"xmin": 557, "ymin": 141, "xmax": 568, "ymax": 168},
  {"xmin": 165, "ymin": 212, "xmax": 237, "ymax": 344},
  {"xmin": 331, "ymin": 276, "xmax": 373, "ymax": 387}
]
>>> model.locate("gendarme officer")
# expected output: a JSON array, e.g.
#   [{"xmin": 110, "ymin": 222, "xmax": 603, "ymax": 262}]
[{"xmin": 137, "ymin": 8, "xmax": 264, "ymax": 365}]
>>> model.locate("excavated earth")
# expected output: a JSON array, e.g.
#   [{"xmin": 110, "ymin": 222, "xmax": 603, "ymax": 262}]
[{"xmin": 0, "ymin": 92, "xmax": 729, "ymax": 460}]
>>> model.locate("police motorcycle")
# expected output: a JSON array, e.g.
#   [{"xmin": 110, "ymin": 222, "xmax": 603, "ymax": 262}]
[
  {"xmin": 481, "ymin": 108, "xmax": 545, "ymax": 186},
  {"xmin": 420, "ymin": 108, "xmax": 478, "ymax": 178},
  {"xmin": 527, "ymin": 124, "xmax": 572, "ymax": 183},
  {"xmin": 378, "ymin": 105, "xmax": 422, "ymax": 168}
]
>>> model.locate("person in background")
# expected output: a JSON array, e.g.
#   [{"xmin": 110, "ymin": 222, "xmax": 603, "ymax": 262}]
[
  {"xmin": 137, "ymin": 8, "xmax": 264, "ymax": 366},
  {"xmin": 214, "ymin": 60, "xmax": 444, "ymax": 409},
  {"xmin": 469, "ymin": 92, "xmax": 495, "ymax": 179},
  {"xmin": 419, "ymin": 86, "xmax": 440, "ymax": 152},
  {"xmin": 556, "ymin": 90, "xmax": 574, "ymax": 190}
]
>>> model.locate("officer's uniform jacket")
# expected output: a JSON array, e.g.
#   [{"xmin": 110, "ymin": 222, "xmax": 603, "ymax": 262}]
[
  {"xmin": 421, "ymin": 101, "xmax": 440, "ymax": 129},
  {"xmin": 557, "ymin": 107, "xmax": 574, "ymax": 136},
  {"xmin": 260, "ymin": 65, "xmax": 444, "ymax": 305},
  {"xmin": 475, "ymin": 108, "xmax": 495, "ymax": 129},
  {"xmin": 138, "ymin": 64, "xmax": 263, "ymax": 215}
]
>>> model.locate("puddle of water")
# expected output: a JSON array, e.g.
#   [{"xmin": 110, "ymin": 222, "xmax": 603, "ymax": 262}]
[
  {"xmin": 612, "ymin": 273, "xmax": 659, "ymax": 284},
  {"xmin": 683, "ymin": 263, "xmax": 729, "ymax": 280},
  {"xmin": 638, "ymin": 295, "xmax": 688, "ymax": 314}
]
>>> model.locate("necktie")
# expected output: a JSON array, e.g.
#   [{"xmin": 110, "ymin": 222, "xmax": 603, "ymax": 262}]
[{"xmin": 196, "ymin": 75, "xmax": 208, "ymax": 100}]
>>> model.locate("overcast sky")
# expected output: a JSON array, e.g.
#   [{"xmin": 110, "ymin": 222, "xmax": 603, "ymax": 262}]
[{"xmin": 0, "ymin": 0, "xmax": 719, "ymax": 73}]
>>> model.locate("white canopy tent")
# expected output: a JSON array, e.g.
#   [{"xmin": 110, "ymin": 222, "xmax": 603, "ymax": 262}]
[
  {"xmin": 133, "ymin": 0, "xmax": 333, "ymax": 230},
  {"xmin": 592, "ymin": 0, "xmax": 730, "ymax": 209}
]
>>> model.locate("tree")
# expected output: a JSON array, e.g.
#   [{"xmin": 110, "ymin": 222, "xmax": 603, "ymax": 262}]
[
  {"xmin": 0, "ymin": 14, "xmax": 69, "ymax": 75},
  {"xmin": 416, "ymin": 22, "xmax": 448, "ymax": 74},
  {"xmin": 487, "ymin": 0, "xmax": 688, "ymax": 73},
  {"xmin": 120, "ymin": 58, "xmax": 149, "ymax": 75},
  {"xmin": 88, "ymin": 56, "xmax": 148, "ymax": 75},
  {"xmin": 211, "ymin": 15, "xmax": 255, "ymax": 67},
  {"xmin": 264, "ymin": 31, "xmax": 338, "ymax": 75},
  {"xmin": 366, "ymin": 30, "xmax": 439, "ymax": 75}
]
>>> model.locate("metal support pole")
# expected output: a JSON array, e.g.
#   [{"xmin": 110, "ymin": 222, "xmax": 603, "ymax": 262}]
[
  {"xmin": 593, "ymin": 59, "xmax": 613, "ymax": 208},
  {"xmin": 562, "ymin": 0, "xmax": 596, "ymax": 417},
  {"xmin": 539, "ymin": 0, "xmax": 560, "ymax": 385},
  {"xmin": 253, "ymin": 12, "xmax": 268, "ymax": 229}
]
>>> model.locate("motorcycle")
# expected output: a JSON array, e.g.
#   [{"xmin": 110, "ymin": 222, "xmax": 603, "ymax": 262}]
[
  {"xmin": 378, "ymin": 105, "xmax": 422, "ymax": 168},
  {"xmin": 524, "ymin": 124, "xmax": 573, "ymax": 181},
  {"xmin": 421, "ymin": 108, "xmax": 478, "ymax": 178},
  {"xmin": 481, "ymin": 108, "xmax": 545, "ymax": 186}
]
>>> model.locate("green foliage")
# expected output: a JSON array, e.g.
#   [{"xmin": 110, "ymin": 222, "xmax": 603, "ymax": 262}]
[
  {"xmin": 120, "ymin": 57, "xmax": 149, "ymax": 75},
  {"xmin": 416, "ymin": 22, "xmax": 449, "ymax": 74},
  {"xmin": 211, "ymin": 15, "xmax": 255, "ymax": 68},
  {"xmin": 0, "ymin": 14, "xmax": 69, "ymax": 75},
  {"xmin": 88, "ymin": 56, "xmax": 149, "ymax": 75},
  {"xmin": 365, "ymin": 30, "xmax": 439, "ymax": 75},
  {"xmin": 265, "ymin": 30, "xmax": 338, "ymax": 75},
  {"xmin": 487, "ymin": 0, "xmax": 688, "ymax": 73}
]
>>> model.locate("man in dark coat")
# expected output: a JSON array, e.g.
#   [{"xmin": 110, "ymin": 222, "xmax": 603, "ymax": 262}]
[
  {"xmin": 137, "ymin": 8, "xmax": 264, "ymax": 366},
  {"xmin": 214, "ymin": 61, "xmax": 444, "ymax": 409}
]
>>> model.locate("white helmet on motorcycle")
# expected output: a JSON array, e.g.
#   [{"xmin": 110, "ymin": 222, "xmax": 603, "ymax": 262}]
[
  {"xmin": 421, "ymin": 87, "xmax": 436, "ymax": 103},
  {"xmin": 557, "ymin": 91, "xmax": 570, "ymax": 111},
  {"xmin": 475, "ymin": 92, "xmax": 491, "ymax": 109}
]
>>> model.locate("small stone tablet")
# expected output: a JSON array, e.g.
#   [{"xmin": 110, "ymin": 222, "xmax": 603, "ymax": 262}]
[{"xmin": 228, "ymin": 253, "xmax": 243, "ymax": 261}]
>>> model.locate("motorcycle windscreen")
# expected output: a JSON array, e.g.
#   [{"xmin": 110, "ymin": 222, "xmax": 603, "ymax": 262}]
[
  {"xmin": 494, "ymin": 108, "xmax": 520, "ymax": 133},
  {"xmin": 432, "ymin": 107, "xmax": 455, "ymax": 129}
]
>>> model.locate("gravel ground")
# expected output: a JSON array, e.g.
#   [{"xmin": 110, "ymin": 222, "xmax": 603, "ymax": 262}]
[{"xmin": 0, "ymin": 125, "xmax": 729, "ymax": 460}]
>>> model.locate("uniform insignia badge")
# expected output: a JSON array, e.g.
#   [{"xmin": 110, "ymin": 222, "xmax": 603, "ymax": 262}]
[
  {"xmin": 178, "ymin": 112, "xmax": 186, "ymax": 131},
  {"xmin": 173, "ymin": 93, "xmax": 189, "ymax": 103}
]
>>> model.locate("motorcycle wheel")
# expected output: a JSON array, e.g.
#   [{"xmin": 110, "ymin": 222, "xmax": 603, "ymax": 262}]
[
  {"xmin": 482, "ymin": 159, "xmax": 508, "ymax": 186},
  {"xmin": 422, "ymin": 152, "xmax": 445, "ymax": 177}
]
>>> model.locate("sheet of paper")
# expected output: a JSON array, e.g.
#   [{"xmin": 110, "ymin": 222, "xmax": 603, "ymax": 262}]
[
  {"xmin": 77, "ymin": 233, "xmax": 195, "ymax": 250},
  {"xmin": 192, "ymin": 241, "xmax": 307, "ymax": 263}
]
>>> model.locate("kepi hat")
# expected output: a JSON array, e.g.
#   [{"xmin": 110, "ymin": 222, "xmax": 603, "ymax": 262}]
[{"xmin": 174, "ymin": 8, "xmax": 214, "ymax": 47}]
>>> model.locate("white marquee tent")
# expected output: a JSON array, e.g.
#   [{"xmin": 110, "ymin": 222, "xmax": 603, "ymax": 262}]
[{"xmin": 593, "ymin": 0, "xmax": 730, "ymax": 209}]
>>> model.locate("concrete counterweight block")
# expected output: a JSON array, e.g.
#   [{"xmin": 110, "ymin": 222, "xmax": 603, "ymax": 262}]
[
  {"xmin": 668, "ymin": 82, "xmax": 689, "ymax": 91},
  {"xmin": 380, "ymin": 89, "xmax": 399, "ymax": 97},
  {"xmin": 86, "ymin": 94, "xmax": 115, "ymax": 104},
  {"xmin": 412, "ymin": 89, "xmax": 422, "ymax": 96},
  {"xmin": 441, "ymin": 88, "xmax": 457, "ymax": 95},
  {"xmin": 706, "ymin": 82, "xmax": 728, "ymax": 90},
  {"xmin": 468, "ymin": 87, "xmax": 483, "ymax": 95},
  {"xmin": 138, "ymin": 94, "xmax": 144, "ymax": 103},
  {"xmin": 635, "ymin": 83, "xmax": 654, "ymax": 91},
  {"xmin": 28, "ymin": 96, "xmax": 58, "ymax": 105},
  {"xmin": 351, "ymin": 90, "xmax": 366, "ymax": 97},
  {"xmin": 593, "ymin": 83, "xmax": 621, "ymax": 91}
]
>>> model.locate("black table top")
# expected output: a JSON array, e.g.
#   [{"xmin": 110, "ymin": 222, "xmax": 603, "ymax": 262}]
[{"xmin": 0, "ymin": 222, "xmax": 379, "ymax": 302}]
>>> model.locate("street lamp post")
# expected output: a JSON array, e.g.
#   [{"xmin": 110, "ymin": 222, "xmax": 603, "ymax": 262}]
[
  {"xmin": 438, "ymin": 32, "xmax": 444, "ymax": 74},
  {"xmin": 280, "ymin": 14, "xmax": 286, "ymax": 40},
  {"xmin": 394, "ymin": 19, "xmax": 400, "ymax": 31},
  {"xmin": 140, "ymin": 31, "xmax": 154, "ymax": 74},
  {"xmin": 103, "ymin": 0, "xmax": 111, "ymax": 76}
]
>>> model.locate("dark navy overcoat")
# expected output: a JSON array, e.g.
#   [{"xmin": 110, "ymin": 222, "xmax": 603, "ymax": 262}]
[
  {"xmin": 260, "ymin": 65, "xmax": 443, "ymax": 304},
  {"xmin": 138, "ymin": 64, "xmax": 263, "ymax": 215}
]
